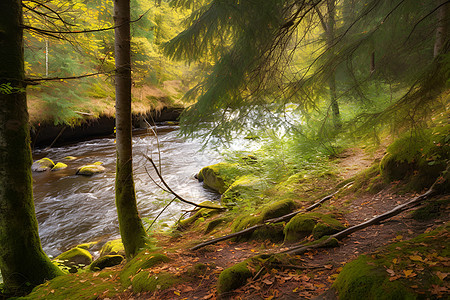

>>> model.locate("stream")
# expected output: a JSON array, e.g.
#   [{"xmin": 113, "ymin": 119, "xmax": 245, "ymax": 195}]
[{"xmin": 32, "ymin": 126, "xmax": 226, "ymax": 257}]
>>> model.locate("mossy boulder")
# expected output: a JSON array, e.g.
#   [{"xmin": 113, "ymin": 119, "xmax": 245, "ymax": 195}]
[
  {"xmin": 131, "ymin": 271, "xmax": 179, "ymax": 293},
  {"xmin": 76, "ymin": 164, "xmax": 106, "ymax": 176},
  {"xmin": 221, "ymin": 175, "xmax": 265, "ymax": 205},
  {"xmin": 177, "ymin": 201, "xmax": 224, "ymax": 230},
  {"xmin": 120, "ymin": 251, "xmax": 171, "ymax": 286},
  {"xmin": 232, "ymin": 199, "xmax": 296, "ymax": 241},
  {"xmin": 218, "ymin": 255, "xmax": 272, "ymax": 294},
  {"xmin": 90, "ymin": 255, "xmax": 124, "ymax": 271},
  {"xmin": 51, "ymin": 162, "xmax": 68, "ymax": 171},
  {"xmin": 284, "ymin": 213, "xmax": 346, "ymax": 242},
  {"xmin": 197, "ymin": 162, "xmax": 242, "ymax": 194},
  {"xmin": 31, "ymin": 157, "xmax": 55, "ymax": 172},
  {"xmin": 76, "ymin": 241, "xmax": 98, "ymax": 250},
  {"xmin": 205, "ymin": 217, "xmax": 231, "ymax": 234},
  {"xmin": 99, "ymin": 239, "xmax": 125, "ymax": 257},
  {"xmin": 55, "ymin": 247, "xmax": 93, "ymax": 268},
  {"xmin": 380, "ymin": 125, "xmax": 449, "ymax": 191},
  {"xmin": 334, "ymin": 225, "xmax": 449, "ymax": 299}
]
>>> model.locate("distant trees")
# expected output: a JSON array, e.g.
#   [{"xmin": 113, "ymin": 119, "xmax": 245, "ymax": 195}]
[
  {"xmin": 165, "ymin": 0, "xmax": 449, "ymax": 139},
  {"xmin": 113, "ymin": 0, "xmax": 148, "ymax": 258},
  {"xmin": 0, "ymin": 0, "xmax": 62, "ymax": 294}
]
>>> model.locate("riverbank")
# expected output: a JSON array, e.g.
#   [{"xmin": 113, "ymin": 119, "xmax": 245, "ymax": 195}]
[
  {"xmin": 30, "ymin": 106, "xmax": 183, "ymax": 148},
  {"xmin": 10, "ymin": 126, "xmax": 449, "ymax": 299}
]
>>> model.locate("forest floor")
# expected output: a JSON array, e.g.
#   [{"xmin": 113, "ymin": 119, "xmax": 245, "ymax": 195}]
[
  {"xmin": 107, "ymin": 148, "xmax": 449, "ymax": 300},
  {"xmin": 18, "ymin": 147, "xmax": 449, "ymax": 300}
]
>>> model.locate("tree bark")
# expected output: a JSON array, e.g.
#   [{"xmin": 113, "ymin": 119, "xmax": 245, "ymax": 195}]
[
  {"xmin": 326, "ymin": 0, "xmax": 341, "ymax": 128},
  {"xmin": 0, "ymin": 0, "xmax": 62, "ymax": 294},
  {"xmin": 114, "ymin": 0, "xmax": 147, "ymax": 259},
  {"xmin": 434, "ymin": 0, "xmax": 449, "ymax": 57}
]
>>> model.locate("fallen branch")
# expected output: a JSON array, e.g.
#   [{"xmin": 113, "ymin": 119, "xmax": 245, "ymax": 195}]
[
  {"xmin": 144, "ymin": 154, "xmax": 226, "ymax": 211},
  {"xmin": 190, "ymin": 182, "xmax": 353, "ymax": 251},
  {"xmin": 283, "ymin": 173, "xmax": 446, "ymax": 255}
]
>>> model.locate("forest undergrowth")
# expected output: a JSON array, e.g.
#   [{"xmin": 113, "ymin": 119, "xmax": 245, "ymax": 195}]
[{"xmin": 14, "ymin": 125, "xmax": 449, "ymax": 300}]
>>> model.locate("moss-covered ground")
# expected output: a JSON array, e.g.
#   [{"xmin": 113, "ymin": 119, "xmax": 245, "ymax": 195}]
[{"xmin": 10, "ymin": 128, "xmax": 449, "ymax": 300}]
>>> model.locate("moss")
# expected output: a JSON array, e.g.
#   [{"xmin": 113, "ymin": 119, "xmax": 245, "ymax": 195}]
[
  {"xmin": 31, "ymin": 157, "xmax": 55, "ymax": 172},
  {"xmin": 76, "ymin": 164, "xmax": 106, "ymax": 176},
  {"xmin": 177, "ymin": 201, "xmax": 224, "ymax": 230},
  {"xmin": 217, "ymin": 260, "xmax": 256, "ymax": 294},
  {"xmin": 380, "ymin": 126, "xmax": 449, "ymax": 191},
  {"xmin": 284, "ymin": 213, "xmax": 345, "ymax": 242},
  {"xmin": 89, "ymin": 255, "xmax": 124, "ymax": 271},
  {"xmin": 100, "ymin": 239, "xmax": 125, "ymax": 256},
  {"xmin": 76, "ymin": 241, "xmax": 98, "ymax": 250},
  {"xmin": 221, "ymin": 175, "xmax": 265, "ymax": 205},
  {"xmin": 334, "ymin": 225, "xmax": 449, "ymax": 299},
  {"xmin": 197, "ymin": 162, "xmax": 242, "ymax": 194},
  {"xmin": 120, "ymin": 251, "xmax": 170, "ymax": 286},
  {"xmin": 260, "ymin": 199, "xmax": 295, "ymax": 221},
  {"xmin": 21, "ymin": 271, "xmax": 120, "ymax": 299},
  {"xmin": 232, "ymin": 215, "xmax": 262, "ymax": 233},
  {"xmin": 51, "ymin": 162, "xmax": 67, "ymax": 171},
  {"xmin": 252, "ymin": 223, "xmax": 285, "ymax": 242},
  {"xmin": 55, "ymin": 247, "xmax": 92, "ymax": 268},
  {"xmin": 63, "ymin": 156, "xmax": 77, "ymax": 160},
  {"xmin": 333, "ymin": 255, "xmax": 415, "ymax": 300},
  {"xmin": 205, "ymin": 217, "xmax": 230, "ymax": 234},
  {"xmin": 185, "ymin": 263, "xmax": 208, "ymax": 278},
  {"xmin": 131, "ymin": 271, "xmax": 179, "ymax": 293},
  {"xmin": 283, "ymin": 214, "xmax": 317, "ymax": 242}
]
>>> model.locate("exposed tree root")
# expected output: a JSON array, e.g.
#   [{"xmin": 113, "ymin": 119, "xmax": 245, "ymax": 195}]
[
  {"xmin": 190, "ymin": 182, "xmax": 354, "ymax": 251},
  {"xmin": 282, "ymin": 171, "xmax": 447, "ymax": 255}
]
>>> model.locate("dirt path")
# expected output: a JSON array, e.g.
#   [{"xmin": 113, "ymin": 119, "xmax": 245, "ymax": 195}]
[{"xmin": 110, "ymin": 148, "xmax": 448, "ymax": 300}]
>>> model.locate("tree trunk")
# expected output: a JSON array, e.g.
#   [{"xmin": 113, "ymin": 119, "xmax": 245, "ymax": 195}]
[
  {"xmin": 434, "ymin": 0, "xmax": 449, "ymax": 57},
  {"xmin": 114, "ymin": 0, "xmax": 147, "ymax": 259},
  {"xmin": 326, "ymin": 0, "xmax": 341, "ymax": 128},
  {"xmin": 0, "ymin": 0, "xmax": 62, "ymax": 294}
]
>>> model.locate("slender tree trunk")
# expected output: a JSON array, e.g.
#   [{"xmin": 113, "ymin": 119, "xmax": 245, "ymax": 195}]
[
  {"xmin": 114, "ymin": 0, "xmax": 147, "ymax": 259},
  {"xmin": 326, "ymin": 0, "xmax": 341, "ymax": 128},
  {"xmin": 434, "ymin": 0, "xmax": 449, "ymax": 57},
  {"xmin": 0, "ymin": 0, "xmax": 62, "ymax": 294}
]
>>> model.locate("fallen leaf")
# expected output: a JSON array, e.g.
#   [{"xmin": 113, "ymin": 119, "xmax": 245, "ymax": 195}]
[
  {"xmin": 389, "ymin": 275, "xmax": 400, "ymax": 281},
  {"xmin": 386, "ymin": 269, "xmax": 395, "ymax": 276},
  {"xmin": 403, "ymin": 270, "xmax": 414, "ymax": 277},
  {"xmin": 392, "ymin": 258, "xmax": 398, "ymax": 264},
  {"xmin": 324, "ymin": 265, "xmax": 333, "ymax": 269},
  {"xmin": 174, "ymin": 291, "xmax": 181, "ymax": 296},
  {"xmin": 262, "ymin": 279, "xmax": 274, "ymax": 285},
  {"xmin": 409, "ymin": 255, "xmax": 423, "ymax": 262},
  {"xmin": 436, "ymin": 271, "xmax": 448, "ymax": 281}
]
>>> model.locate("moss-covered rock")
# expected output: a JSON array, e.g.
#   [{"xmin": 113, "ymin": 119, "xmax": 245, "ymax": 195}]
[
  {"xmin": 205, "ymin": 217, "xmax": 231, "ymax": 234},
  {"xmin": 99, "ymin": 239, "xmax": 125, "ymax": 257},
  {"xmin": 217, "ymin": 260, "xmax": 255, "ymax": 294},
  {"xmin": 51, "ymin": 162, "xmax": 68, "ymax": 171},
  {"xmin": 120, "ymin": 251, "xmax": 171, "ymax": 286},
  {"xmin": 55, "ymin": 247, "xmax": 93, "ymax": 268},
  {"xmin": 90, "ymin": 255, "xmax": 124, "ymax": 271},
  {"xmin": 333, "ymin": 225, "xmax": 449, "ymax": 299},
  {"xmin": 31, "ymin": 157, "xmax": 55, "ymax": 172},
  {"xmin": 76, "ymin": 164, "xmax": 106, "ymax": 176},
  {"xmin": 217, "ymin": 255, "xmax": 271, "ymax": 294},
  {"xmin": 197, "ymin": 162, "xmax": 242, "ymax": 194},
  {"xmin": 63, "ymin": 156, "xmax": 77, "ymax": 161},
  {"xmin": 380, "ymin": 125, "xmax": 449, "ymax": 191},
  {"xmin": 76, "ymin": 241, "xmax": 98, "ymax": 251},
  {"xmin": 260, "ymin": 199, "xmax": 296, "ymax": 221},
  {"xmin": 177, "ymin": 201, "xmax": 224, "ymax": 230},
  {"xmin": 131, "ymin": 271, "xmax": 179, "ymax": 293},
  {"xmin": 221, "ymin": 175, "xmax": 265, "ymax": 205},
  {"xmin": 284, "ymin": 213, "xmax": 346, "ymax": 242}
]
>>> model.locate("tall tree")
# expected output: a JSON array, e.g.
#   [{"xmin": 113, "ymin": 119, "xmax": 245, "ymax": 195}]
[
  {"xmin": 113, "ymin": 0, "xmax": 147, "ymax": 258},
  {"xmin": 0, "ymin": 0, "xmax": 62, "ymax": 294}
]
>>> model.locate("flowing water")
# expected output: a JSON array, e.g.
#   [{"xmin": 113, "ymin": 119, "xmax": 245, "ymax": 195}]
[{"xmin": 32, "ymin": 126, "xmax": 224, "ymax": 257}]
